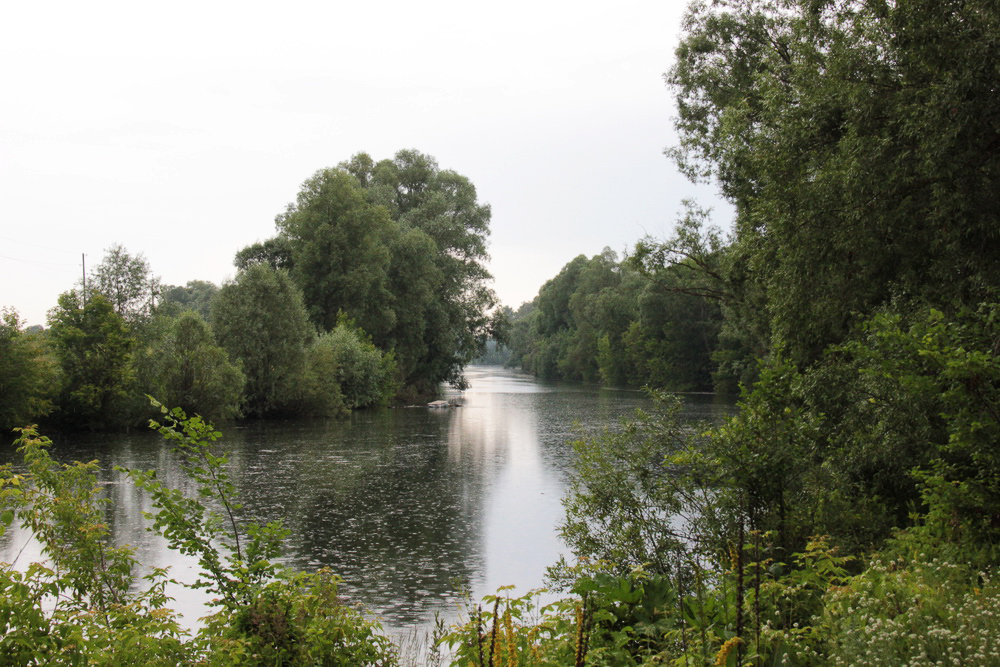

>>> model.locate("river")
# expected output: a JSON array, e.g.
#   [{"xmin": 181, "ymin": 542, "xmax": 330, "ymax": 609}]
[{"xmin": 0, "ymin": 365, "xmax": 734, "ymax": 645}]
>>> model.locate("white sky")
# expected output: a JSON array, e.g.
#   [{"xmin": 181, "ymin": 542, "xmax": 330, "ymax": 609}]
[{"xmin": 1, "ymin": 0, "xmax": 730, "ymax": 328}]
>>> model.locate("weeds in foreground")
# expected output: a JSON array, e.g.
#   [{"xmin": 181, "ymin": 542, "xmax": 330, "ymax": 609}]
[
  {"xmin": 4, "ymin": 403, "xmax": 998, "ymax": 665},
  {"xmin": 1, "ymin": 405, "xmax": 398, "ymax": 665},
  {"xmin": 439, "ymin": 532, "xmax": 999, "ymax": 666}
]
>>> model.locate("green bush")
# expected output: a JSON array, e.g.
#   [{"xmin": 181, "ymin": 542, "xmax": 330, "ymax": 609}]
[
  {"xmin": 1, "ymin": 426, "xmax": 195, "ymax": 665},
  {"xmin": 0, "ymin": 308, "xmax": 56, "ymax": 431}
]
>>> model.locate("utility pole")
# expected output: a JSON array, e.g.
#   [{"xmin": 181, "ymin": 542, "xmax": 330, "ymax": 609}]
[{"xmin": 82, "ymin": 253, "xmax": 87, "ymax": 306}]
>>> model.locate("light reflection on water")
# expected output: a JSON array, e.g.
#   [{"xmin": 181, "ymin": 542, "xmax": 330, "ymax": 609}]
[{"xmin": 0, "ymin": 366, "xmax": 735, "ymax": 639}]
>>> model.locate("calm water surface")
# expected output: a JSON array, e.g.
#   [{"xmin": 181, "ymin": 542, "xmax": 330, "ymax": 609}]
[{"xmin": 1, "ymin": 366, "xmax": 734, "ymax": 638}]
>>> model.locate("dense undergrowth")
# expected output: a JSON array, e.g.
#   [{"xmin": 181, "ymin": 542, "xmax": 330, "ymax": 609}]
[
  {"xmin": 4, "ymin": 298, "xmax": 1000, "ymax": 666},
  {"xmin": 440, "ymin": 531, "xmax": 1000, "ymax": 666},
  {"xmin": 439, "ymin": 300, "xmax": 1000, "ymax": 665}
]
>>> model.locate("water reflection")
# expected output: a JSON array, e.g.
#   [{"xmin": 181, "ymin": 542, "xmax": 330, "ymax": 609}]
[{"xmin": 0, "ymin": 366, "xmax": 734, "ymax": 637}]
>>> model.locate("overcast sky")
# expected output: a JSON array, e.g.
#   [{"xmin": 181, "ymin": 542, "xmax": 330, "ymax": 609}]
[{"xmin": 1, "ymin": 0, "xmax": 730, "ymax": 328}]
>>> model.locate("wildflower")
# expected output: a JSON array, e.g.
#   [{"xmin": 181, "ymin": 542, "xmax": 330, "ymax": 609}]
[{"xmin": 715, "ymin": 637, "xmax": 742, "ymax": 667}]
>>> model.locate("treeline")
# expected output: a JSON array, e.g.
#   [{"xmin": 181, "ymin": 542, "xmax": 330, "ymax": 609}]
[
  {"xmin": 511, "ymin": 0, "xmax": 1000, "ymax": 402},
  {"xmin": 464, "ymin": 0, "xmax": 1000, "ymax": 664},
  {"xmin": 506, "ymin": 204, "xmax": 730, "ymax": 392},
  {"xmin": 673, "ymin": 0, "xmax": 1000, "ymax": 598},
  {"xmin": 1, "ymin": 150, "xmax": 504, "ymax": 432}
]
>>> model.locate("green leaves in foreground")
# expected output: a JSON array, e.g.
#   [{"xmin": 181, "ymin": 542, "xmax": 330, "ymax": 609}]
[
  {"xmin": 1, "ymin": 403, "xmax": 398, "ymax": 665},
  {"xmin": 120, "ymin": 398, "xmax": 278, "ymax": 608},
  {"xmin": 558, "ymin": 392, "xmax": 701, "ymax": 575},
  {"xmin": 1, "ymin": 426, "xmax": 191, "ymax": 665}
]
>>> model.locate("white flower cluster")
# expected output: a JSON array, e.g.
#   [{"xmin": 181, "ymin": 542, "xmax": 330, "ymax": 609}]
[{"xmin": 824, "ymin": 559, "xmax": 999, "ymax": 666}]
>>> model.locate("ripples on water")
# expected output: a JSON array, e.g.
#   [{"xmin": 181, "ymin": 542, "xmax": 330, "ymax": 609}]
[{"xmin": 0, "ymin": 366, "xmax": 735, "ymax": 640}]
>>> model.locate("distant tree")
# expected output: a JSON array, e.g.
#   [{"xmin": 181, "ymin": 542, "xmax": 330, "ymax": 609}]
[
  {"xmin": 384, "ymin": 150, "xmax": 503, "ymax": 387},
  {"xmin": 149, "ymin": 311, "xmax": 245, "ymax": 421},
  {"xmin": 47, "ymin": 291, "xmax": 136, "ymax": 431},
  {"xmin": 0, "ymin": 308, "xmax": 56, "ymax": 431},
  {"xmin": 508, "ymin": 239, "xmax": 724, "ymax": 391},
  {"xmin": 211, "ymin": 265, "xmax": 313, "ymax": 418},
  {"xmin": 274, "ymin": 169, "xmax": 397, "ymax": 339},
  {"xmin": 627, "ymin": 204, "xmax": 729, "ymax": 390},
  {"xmin": 534, "ymin": 255, "xmax": 590, "ymax": 342},
  {"xmin": 160, "ymin": 280, "xmax": 219, "ymax": 321},
  {"xmin": 382, "ymin": 226, "xmax": 445, "ymax": 384},
  {"xmin": 592, "ymin": 274, "xmax": 643, "ymax": 386},
  {"xmin": 518, "ymin": 250, "xmax": 636, "ymax": 384},
  {"xmin": 505, "ymin": 300, "xmax": 537, "ymax": 371},
  {"xmin": 239, "ymin": 149, "xmax": 501, "ymax": 395},
  {"xmin": 563, "ymin": 248, "xmax": 630, "ymax": 383},
  {"xmin": 299, "ymin": 323, "xmax": 398, "ymax": 415},
  {"xmin": 621, "ymin": 282, "xmax": 721, "ymax": 391},
  {"xmin": 232, "ymin": 236, "xmax": 294, "ymax": 273},
  {"xmin": 89, "ymin": 244, "xmax": 161, "ymax": 325}
]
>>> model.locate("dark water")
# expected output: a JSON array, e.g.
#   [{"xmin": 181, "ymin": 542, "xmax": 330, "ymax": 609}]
[{"xmin": 0, "ymin": 366, "xmax": 734, "ymax": 639}]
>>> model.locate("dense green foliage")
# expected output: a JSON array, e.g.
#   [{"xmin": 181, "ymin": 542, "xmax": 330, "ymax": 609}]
[
  {"xmin": 47, "ymin": 291, "xmax": 138, "ymax": 431},
  {"xmin": 210, "ymin": 266, "xmax": 398, "ymax": 419},
  {"xmin": 509, "ymin": 225, "xmax": 724, "ymax": 392},
  {"xmin": 211, "ymin": 264, "xmax": 314, "ymax": 418},
  {"xmin": 160, "ymin": 279, "xmax": 219, "ymax": 320},
  {"xmin": 669, "ymin": 0, "xmax": 1000, "ymax": 366},
  {"xmin": 0, "ymin": 309, "xmax": 56, "ymax": 432},
  {"xmin": 446, "ymin": 0, "xmax": 1000, "ymax": 664},
  {"xmin": 297, "ymin": 322, "xmax": 399, "ymax": 417},
  {"xmin": 271, "ymin": 168, "xmax": 397, "ymax": 338},
  {"xmin": 2, "ymin": 239, "xmax": 403, "ymax": 431},
  {"xmin": 145, "ymin": 311, "xmax": 245, "ymax": 421},
  {"xmin": 239, "ymin": 149, "xmax": 503, "ymax": 394},
  {"xmin": 312, "ymin": 322, "xmax": 398, "ymax": 410},
  {"xmin": 444, "ymin": 534, "xmax": 1000, "ymax": 666}
]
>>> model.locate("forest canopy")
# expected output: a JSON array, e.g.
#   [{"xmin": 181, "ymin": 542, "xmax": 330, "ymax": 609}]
[
  {"xmin": 0, "ymin": 150, "xmax": 501, "ymax": 431},
  {"xmin": 509, "ymin": 0, "xmax": 1000, "ymax": 394}
]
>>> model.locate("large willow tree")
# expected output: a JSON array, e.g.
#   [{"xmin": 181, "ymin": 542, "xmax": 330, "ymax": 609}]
[{"xmin": 238, "ymin": 150, "xmax": 502, "ymax": 393}]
